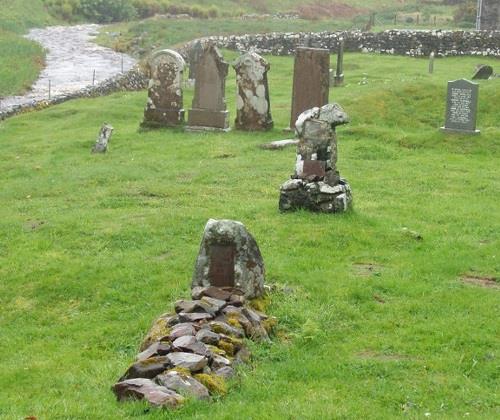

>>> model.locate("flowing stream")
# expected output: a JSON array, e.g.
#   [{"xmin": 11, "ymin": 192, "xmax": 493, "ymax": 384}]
[{"xmin": 0, "ymin": 24, "xmax": 136, "ymax": 111}]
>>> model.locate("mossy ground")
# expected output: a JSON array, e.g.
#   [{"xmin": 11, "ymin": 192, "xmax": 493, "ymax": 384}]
[{"xmin": 0, "ymin": 52, "xmax": 498, "ymax": 418}]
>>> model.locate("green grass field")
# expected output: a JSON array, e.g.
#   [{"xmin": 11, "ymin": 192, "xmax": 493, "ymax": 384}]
[{"xmin": 0, "ymin": 52, "xmax": 499, "ymax": 419}]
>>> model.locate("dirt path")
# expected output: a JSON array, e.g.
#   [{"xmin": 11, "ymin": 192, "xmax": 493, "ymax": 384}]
[{"xmin": 0, "ymin": 24, "xmax": 136, "ymax": 111}]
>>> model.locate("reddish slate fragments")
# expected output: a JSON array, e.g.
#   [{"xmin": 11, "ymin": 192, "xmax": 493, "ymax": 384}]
[
  {"xmin": 136, "ymin": 342, "xmax": 172, "ymax": 362},
  {"xmin": 172, "ymin": 336, "xmax": 210, "ymax": 356},
  {"xmin": 178, "ymin": 312, "xmax": 213, "ymax": 323},
  {"xmin": 169, "ymin": 323, "xmax": 196, "ymax": 340},
  {"xmin": 113, "ymin": 378, "xmax": 184, "ymax": 408}
]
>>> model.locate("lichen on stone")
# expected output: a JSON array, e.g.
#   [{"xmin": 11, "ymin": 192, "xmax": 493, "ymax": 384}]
[{"xmin": 194, "ymin": 373, "xmax": 227, "ymax": 395}]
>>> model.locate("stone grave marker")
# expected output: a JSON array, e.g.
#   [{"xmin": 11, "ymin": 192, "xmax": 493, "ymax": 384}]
[
  {"xmin": 142, "ymin": 49, "xmax": 186, "ymax": 128},
  {"xmin": 333, "ymin": 38, "xmax": 345, "ymax": 87},
  {"xmin": 233, "ymin": 51, "xmax": 273, "ymax": 131},
  {"xmin": 91, "ymin": 123, "xmax": 113, "ymax": 153},
  {"xmin": 428, "ymin": 51, "xmax": 435, "ymax": 74},
  {"xmin": 290, "ymin": 47, "xmax": 330, "ymax": 130},
  {"xmin": 472, "ymin": 64, "xmax": 493, "ymax": 80},
  {"xmin": 186, "ymin": 43, "xmax": 230, "ymax": 131},
  {"xmin": 441, "ymin": 79, "xmax": 480, "ymax": 135},
  {"xmin": 188, "ymin": 40, "xmax": 204, "ymax": 80},
  {"xmin": 280, "ymin": 103, "xmax": 353, "ymax": 213},
  {"xmin": 192, "ymin": 219, "xmax": 265, "ymax": 299}
]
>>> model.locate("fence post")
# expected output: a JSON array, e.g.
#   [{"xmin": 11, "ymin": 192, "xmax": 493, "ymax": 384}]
[
  {"xmin": 48, "ymin": 80, "xmax": 51, "ymax": 100},
  {"xmin": 92, "ymin": 70, "xmax": 96, "ymax": 86}
]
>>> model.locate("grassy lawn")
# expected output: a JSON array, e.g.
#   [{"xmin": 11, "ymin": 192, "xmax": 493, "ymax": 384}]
[{"xmin": 0, "ymin": 52, "xmax": 498, "ymax": 419}]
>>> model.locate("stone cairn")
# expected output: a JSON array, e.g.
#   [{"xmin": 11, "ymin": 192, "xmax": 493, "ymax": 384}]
[
  {"xmin": 233, "ymin": 51, "xmax": 273, "ymax": 131},
  {"xmin": 279, "ymin": 104, "xmax": 353, "ymax": 213},
  {"xmin": 186, "ymin": 43, "xmax": 230, "ymax": 131},
  {"xmin": 113, "ymin": 219, "xmax": 276, "ymax": 409},
  {"xmin": 142, "ymin": 49, "xmax": 186, "ymax": 128}
]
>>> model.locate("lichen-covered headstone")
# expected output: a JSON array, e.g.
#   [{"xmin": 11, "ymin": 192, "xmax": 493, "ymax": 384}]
[
  {"xmin": 233, "ymin": 51, "xmax": 273, "ymax": 131},
  {"xmin": 186, "ymin": 43, "xmax": 230, "ymax": 131},
  {"xmin": 91, "ymin": 123, "xmax": 113, "ymax": 153},
  {"xmin": 279, "ymin": 103, "xmax": 353, "ymax": 213},
  {"xmin": 192, "ymin": 219, "xmax": 265, "ymax": 299},
  {"xmin": 142, "ymin": 49, "xmax": 186, "ymax": 128}
]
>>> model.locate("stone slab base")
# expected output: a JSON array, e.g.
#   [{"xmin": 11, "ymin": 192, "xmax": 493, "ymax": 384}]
[
  {"xmin": 187, "ymin": 109, "xmax": 229, "ymax": 130},
  {"xmin": 185, "ymin": 126, "xmax": 231, "ymax": 133},
  {"xmin": 279, "ymin": 178, "xmax": 352, "ymax": 213},
  {"xmin": 440, "ymin": 127, "xmax": 480, "ymax": 135},
  {"xmin": 142, "ymin": 109, "xmax": 185, "ymax": 128}
]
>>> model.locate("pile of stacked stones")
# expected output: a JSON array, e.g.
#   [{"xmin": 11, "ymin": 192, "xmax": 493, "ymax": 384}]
[{"xmin": 113, "ymin": 219, "xmax": 276, "ymax": 408}]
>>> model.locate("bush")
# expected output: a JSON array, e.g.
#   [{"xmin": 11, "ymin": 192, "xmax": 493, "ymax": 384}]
[{"xmin": 78, "ymin": 0, "xmax": 137, "ymax": 23}]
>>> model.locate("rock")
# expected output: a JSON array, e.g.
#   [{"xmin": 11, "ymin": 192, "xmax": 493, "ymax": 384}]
[
  {"xmin": 113, "ymin": 378, "xmax": 184, "ymax": 407},
  {"xmin": 259, "ymin": 139, "xmax": 298, "ymax": 150},
  {"xmin": 192, "ymin": 219, "xmax": 266, "ymax": 299},
  {"xmin": 178, "ymin": 312, "xmax": 213, "ymax": 323},
  {"xmin": 211, "ymin": 354, "xmax": 232, "ymax": 370},
  {"xmin": 228, "ymin": 294, "xmax": 246, "ymax": 307},
  {"xmin": 140, "ymin": 316, "xmax": 176, "ymax": 351},
  {"xmin": 172, "ymin": 335, "xmax": 209, "ymax": 356},
  {"xmin": 196, "ymin": 329, "xmax": 221, "ymax": 345},
  {"xmin": 472, "ymin": 64, "xmax": 494, "ymax": 80},
  {"xmin": 174, "ymin": 300, "xmax": 198, "ymax": 314},
  {"xmin": 91, "ymin": 123, "xmax": 113, "ymax": 153},
  {"xmin": 209, "ymin": 321, "xmax": 245, "ymax": 338},
  {"xmin": 198, "ymin": 296, "xmax": 227, "ymax": 314},
  {"xmin": 156, "ymin": 371, "xmax": 210, "ymax": 400},
  {"xmin": 169, "ymin": 323, "xmax": 196, "ymax": 340},
  {"xmin": 166, "ymin": 352, "xmax": 208, "ymax": 372},
  {"xmin": 119, "ymin": 356, "xmax": 170, "ymax": 381},
  {"xmin": 136, "ymin": 342, "xmax": 171, "ymax": 362},
  {"xmin": 214, "ymin": 366, "xmax": 235, "ymax": 380},
  {"xmin": 192, "ymin": 286, "xmax": 232, "ymax": 301},
  {"xmin": 234, "ymin": 347, "xmax": 252, "ymax": 365}
]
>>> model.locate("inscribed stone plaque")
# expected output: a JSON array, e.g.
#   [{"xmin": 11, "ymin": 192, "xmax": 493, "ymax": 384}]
[
  {"xmin": 441, "ymin": 79, "xmax": 480, "ymax": 135},
  {"xmin": 302, "ymin": 160, "xmax": 326, "ymax": 178},
  {"xmin": 208, "ymin": 244, "xmax": 235, "ymax": 287},
  {"xmin": 290, "ymin": 47, "xmax": 330, "ymax": 129}
]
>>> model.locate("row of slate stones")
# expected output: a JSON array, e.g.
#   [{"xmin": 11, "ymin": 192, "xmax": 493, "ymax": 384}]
[
  {"xmin": 194, "ymin": 29, "xmax": 500, "ymax": 58},
  {"xmin": 113, "ymin": 286, "xmax": 275, "ymax": 408},
  {"xmin": 0, "ymin": 67, "xmax": 148, "ymax": 121}
]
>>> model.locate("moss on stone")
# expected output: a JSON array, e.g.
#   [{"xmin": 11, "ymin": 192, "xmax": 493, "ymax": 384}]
[
  {"xmin": 207, "ymin": 344, "xmax": 227, "ymax": 357},
  {"xmin": 262, "ymin": 316, "xmax": 278, "ymax": 334},
  {"xmin": 217, "ymin": 340, "xmax": 235, "ymax": 356},
  {"xmin": 170, "ymin": 367, "xmax": 192, "ymax": 377},
  {"xmin": 140, "ymin": 317, "xmax": 172, "ymax": 351},
  {"xmin": 194, "ymin": 373, "xmax": 227, "ymax": 395},
  {"xmin": 226, "ymin": 316, "xmax": 242, "ymax": 329},
  {"xmin": 249, "ymin": 295, "xmax": 271, "ymax": 312}
]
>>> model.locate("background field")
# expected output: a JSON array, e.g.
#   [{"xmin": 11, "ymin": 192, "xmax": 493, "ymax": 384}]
[{"xmin": 0, "ymin": 52, "xmax": 498, "ymax": 418}]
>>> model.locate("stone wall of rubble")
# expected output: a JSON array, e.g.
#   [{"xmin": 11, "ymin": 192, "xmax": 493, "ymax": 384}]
[
  {"xmin": 0, "ymin": 67, "xmax": 148, "ymax": 120},
  {"xmin": 192, "ymin": 30, "xmax": 500, "ymax": 58}
]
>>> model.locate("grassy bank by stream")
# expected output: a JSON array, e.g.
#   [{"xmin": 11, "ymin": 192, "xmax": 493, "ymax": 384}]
[{"xmin": 0, "ymin": 52, "xmax": 498, "ymax": 418}]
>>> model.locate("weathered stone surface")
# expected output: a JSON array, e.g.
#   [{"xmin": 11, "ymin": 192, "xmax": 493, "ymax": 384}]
[
  {"xmin": 478, "ymin": 0, "xmax": 499, "ymax": 30},
  {"xmin": 196, "ymin": 328, "xmax": 221, "ymax": 345},
  {"xmin": 140, "ymin": 316, "xmax": 176, "ymax": 351},
  {"xmin": 174, "ymin": 300, "xmax": 198, "ymax": 314},
  {"xmin": 198, "ymin": 296, "xmax": 227, "ymax": 314},
  {"xmin": 156, "ymin": 371, "xmax": 209, "ymax": 400},
  {"xmin": 136, "ymin": 342, "xmax": 172, "ymax": 362},
  {"xmin": 186, "ymin": 43, "xmax": 229, "ymax": 131},
  {"xmin": 113, "ymin": 378, "xmax": 184, "ymax": 407},
  {"xmin": 214, "ymin": 366, "xmax": 235, "ymax": 380},
  {"xmin": 142, "ymin": 49, "xmax": 185, "ymax": 128},
  {"xmin": 441, "ymin": 79, "xmax": 480, "ymax": 135},
  {"xmin": 169, "ymin": 323, "xmax": 196, "ymax": 340},
  {"xmin": 280, "ymin": 103, "xmax": 353, "ymax": 213},
  {"xmin": 333, "ymin": 38, "xmax": 344, "ymax": 87},
  {"xmin": 290, "ymin": 47, "xmax": 330, "ymax": 129},
  {"xmin": 192, "ymin": 219, "xmax": 265, "ymax": 299},
  {"xmin": 91, "ymin": 123, "xmax": 113, "ymax": 153},
  {"xmin": 178, "ymin": 312, "xmax": 213, "ymax": 323},
  {"xmin": 166, "ymin": 352, "xmax": 208, "ymax": 371},
  {"xmin": 209, "ymin": 321, "xmax": 245, "ymax": 338},
  {"xmin": 119, "ymin": 356, "xmax": 170, "ymax": 381},
  {"xmin": 192, "ymin": 286, "xmax": 232, "ymax": 301},
  {"xmin": 187, "ymin": 40, "xmax": 204, "ymax": 79},
  {"xmin": 472, "ymin": 65, "xmax": 494, "ymax": 80},
  {"xmin": 233, "ymin": 51, "xmax": 273, "ymax": 131},
  {"xmin": 211, "ymin": 354, "xmax": 232, "ymax": 370},
  {"xmin": 172, "ymin": 335, "xmax": 209, "ymax": 356},
  {"xmin": 259, "ymin": 139, "xmax": 298, "ymax": 150},
  {"xmin": 428, "ymin": 51, "xmax": 435, "ymax": 74}
]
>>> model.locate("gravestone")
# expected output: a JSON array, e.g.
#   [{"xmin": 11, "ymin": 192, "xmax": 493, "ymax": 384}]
[
  {"xmin": 472, "ymin": 64, "xmax": 493, "ymax": 80},
  {"xmin": 428, "ymin": 52, "xmax": 435, "ymax": 74},
  {"xmin": 192, "ymin": 219, "xmax": 265, "ymax": 299},
  {"xmin": 478, "ymin": 0, "xmax": 500, "ymax": 30},
  {"xmin": 91, "ymin": 123, "xmax": 113, "ymax": 153},
  {"xmin": 333, "ymin": 38, "xmax": 345, "ymax": 87},
  {"xmin": 279, "ymin": 103, "xmax": 353, "ymax": 213},
  {"xmin": 289, "ymin": 47, "xmax": 330, "ymax": 130},
  {"xmin": 233, "ymin": 51, "xmax": 273, "ymax": 131},
  {"xmin": 188, "ymin": 40, "xmax": 204, "ymax": 80},
  {"xmin": 441, "ymin": 79, "xmax": 480, "ymax": 135},
  {"xmin": 142, "ymin": 49, "xmax": 186, "ymax": 128},
  {"xmin": 186, "ymin": 43, "xmax": 230, "ymax": 131}
]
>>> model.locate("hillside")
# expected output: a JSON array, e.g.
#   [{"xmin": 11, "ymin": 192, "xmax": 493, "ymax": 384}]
[{"xmin": 0, "ymin": 52, "xmax": 498, "ymax": 418}]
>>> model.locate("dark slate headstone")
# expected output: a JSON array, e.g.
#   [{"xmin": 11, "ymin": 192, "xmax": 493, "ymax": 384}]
[
  {"xmin": 472, "ymin": 65, "xmax": 493, "ymax": 80},
  {"xmin": 441, "ymin": 79, "xmax": 480, "ymax": 135},
  {"xmin": 289, "ymin": 47, "xmax": 330, "ymax": 130}
]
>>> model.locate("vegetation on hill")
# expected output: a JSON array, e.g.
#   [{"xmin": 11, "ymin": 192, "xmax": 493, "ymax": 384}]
[{"xmin": 0, "ymin": 52, "xmax": 498, "ymax": 418}]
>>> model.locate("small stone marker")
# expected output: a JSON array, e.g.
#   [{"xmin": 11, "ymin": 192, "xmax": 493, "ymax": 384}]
[
  {"xmin": 428, "ymin": 51, "xmax": 435, "ymax": 74},
  {"xmin": 142, "ymin": 49, "xmax": 186, "ymax": 128},
  {"xmin": 280, "ymin": 103, "xmax": 353, "ymax": 213},
  {"xmin": 186, "ymin": 43, "xmax": 230, "ymax": 131},
  {"xmin": 91, "ymin": 123, "xmax": 113, "ymax": 153},
  {"xmin": 192, "ymin": 219, "xmax": 265, "ymax": 299},
  {"xmin": 233, "ymin": 51, "xmax": 273, "ymax": 131},
  {"xmin": 441, "ymin": 79, "xmax": 480, "ymax": 135},
  {"xmin": 333, "ymin": 38, "xmax": 345, "ymax": 87},
  {"xmin": 290, "ymin": 47, "xmax": 330, "ymax": 130},
  {"xmin": 471, "ymin": 64, "xmax": 493, "ymax": 80}
]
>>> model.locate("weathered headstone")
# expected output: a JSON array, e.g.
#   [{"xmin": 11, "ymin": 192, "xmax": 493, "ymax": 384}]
[
  {"xmin": 333, "ymin": 38, "xmax": 345, "ymax": 87},
  {"xmin": 280, "ymin": 103, "xmax": 353, "ymax": 213},
  {"xmin": 186, "ymin": 43, "xmax": 230, "ymax": 131},
  {"xmin": 233, "ymin": 51, "xmax": 273, "ymax": 131},
  {"xmin": 441, "ymin": 79, "xmax": 480, "ymax": 135},
  {"xmin": 428, "ymin": 51, "xmax": 435, "ymax": 74},
  {"xmin": 188, "ymin": 40, "xmax": 204, "ymax": 80},
  {"xmin": 472, "ymin": 64, "xmax": 493, "ymax": 80},
  {"xmin": 142, "ymin": 49, "xmax": 186, "ymax": 128},
  {"xmin": 192, "ymin": 219, "xmax": 265, "ymax": 299},
  {"xmin": 290, "ymin": 47, "xmax": 330, "ymax": 130},
  {"xmin": 91, "ymin": 123, "xmax": 113, "ymax": 153}
]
